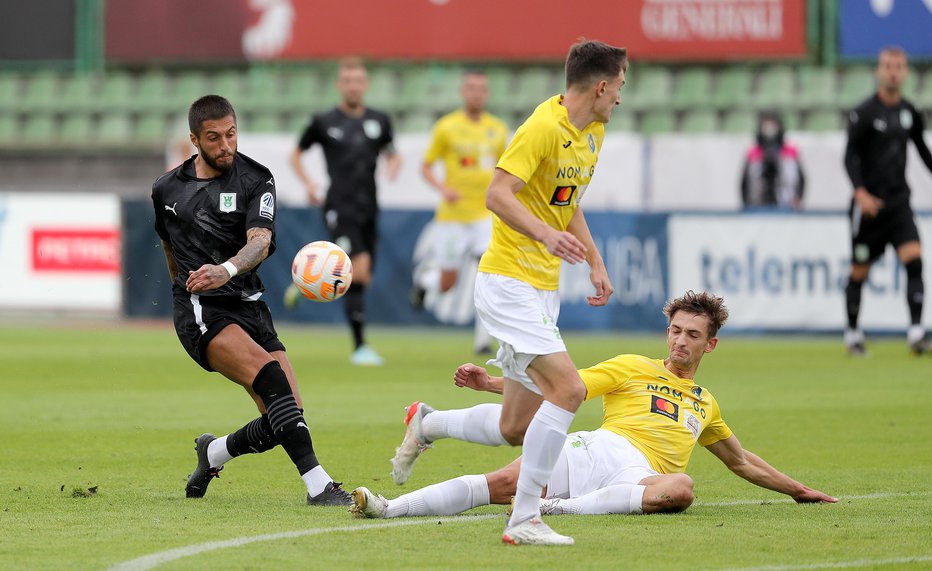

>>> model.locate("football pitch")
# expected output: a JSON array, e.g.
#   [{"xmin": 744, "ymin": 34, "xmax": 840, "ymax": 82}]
[{"xmin": 1, "ymin": 321, "xmax": 930, "ymax": 570}]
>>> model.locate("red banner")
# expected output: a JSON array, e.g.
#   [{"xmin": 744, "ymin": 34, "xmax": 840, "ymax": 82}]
[
  {"xmin": 32, "ymin": 229, "xmax": 121, "ymax": 273},
  {"xmin": 106, "ymin": 0, "xmax": 806, "ymax": 62}
]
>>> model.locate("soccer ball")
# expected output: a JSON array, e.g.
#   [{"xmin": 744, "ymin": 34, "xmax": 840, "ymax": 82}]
[{"xmin": 291, "ymin": 241, "xmax": 353, "ymax": 302}]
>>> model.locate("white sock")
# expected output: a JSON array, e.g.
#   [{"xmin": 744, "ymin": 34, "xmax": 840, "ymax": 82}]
[
  {"xmin": 385, "ymin": 474, "xmax": 489, "ymax": 518},
  {"xmin": 207, "ymin": 435, "xmax": 233, "ymax": 468},
  {"xmin": 509, "ymin": 401, "xmax": 574, "ymax": 525},
  {"xmin": 301, "ymin": 465, "xmax": 333, "ymax": 497},
  {"xmin": 417, "ymin": 268, "xmax": 441, "ymax": 292},
  {"xmin": 907, "ymin": 324, "xmax": 925, "ymax": 344},
  {"xmin": 844, "ymin": 328, "xmax": 864, "ymax": 345},
  {"xmin": 421, "ymin": 404, "xmax": 507, "ymax": 446},
  {"xmin": 553, "ymin": 484, "xmax": 646, "ymax": 515}
]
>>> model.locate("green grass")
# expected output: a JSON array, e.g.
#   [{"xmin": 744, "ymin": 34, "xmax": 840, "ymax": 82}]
[{"xmin": 1, "ymin": 323, "xmax": 931, "ymax": 570}]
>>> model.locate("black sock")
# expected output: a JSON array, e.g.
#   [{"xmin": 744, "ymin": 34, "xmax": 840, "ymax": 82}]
[
  {"xmin": 845, "ymin": 277, "xmax": 864, "ymax": 330},
  {"xmin": 905, "ymin": 258, "xmax": 924, "ymax": 326},
  {"xmin": 344, "ymin": 283, "xmax": 366, "ymax": 349},
  {"xmin": 226, "ymin": 415, "xmax": 277, "ymax": 457},
  {"xmin": 251, "ymin": 361, "xmax": 319, "ymax": 475}
]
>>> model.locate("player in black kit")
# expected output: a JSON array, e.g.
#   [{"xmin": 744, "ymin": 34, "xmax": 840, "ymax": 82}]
[
  {"xmin": 843, "ymin": 47, "xmax": 932, "ymax": 356},
  {"xmin": 152, "ymin": 95, "xmax": 352, "ymax": 505},
  {"xmin": 286, "ymin": 57, "xmax": 401, "ymax": 366}
]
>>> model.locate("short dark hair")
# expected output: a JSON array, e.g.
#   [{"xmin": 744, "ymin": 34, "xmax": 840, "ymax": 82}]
[
  {"xmin": 188, "ymin": 95, "xmax": 236, "ymax": 136},
  {"xmin": 565, "ymin": 39, "xmax": 628, "ymax": 90},
  {"xmin": 663, "ymin": 290, "xmax": 729, "ymax": 339}
]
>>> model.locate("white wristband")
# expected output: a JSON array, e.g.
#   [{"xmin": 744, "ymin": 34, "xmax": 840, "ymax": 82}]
[{"xmin": 221, "ymin": 261, "xmax": 238, "ymax": 278}]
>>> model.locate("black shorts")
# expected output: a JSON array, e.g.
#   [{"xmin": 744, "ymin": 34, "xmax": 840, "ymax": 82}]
[
  {"xmin": 172, "ymin": 292, "xmax": 286, "ymax": 372},
  {"xmin": 850, "ymin": 203, "xmax": 920, "ymax": 264},
  {"xmin": 324, "ymin": 209, "xmax": 377, "ymax": 259}
]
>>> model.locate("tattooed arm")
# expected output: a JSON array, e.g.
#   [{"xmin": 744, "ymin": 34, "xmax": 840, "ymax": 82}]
[{"xmin": 185, "ymin": 227, "xmax": 272, "ymax": 293}]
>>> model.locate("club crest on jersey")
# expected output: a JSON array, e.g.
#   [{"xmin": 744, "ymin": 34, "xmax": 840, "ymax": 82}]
[
  {"xmin": 549, "ymin": 185, "xmax": 577, "ymax": 206},
  {"xmin": 650, "ymin": 395, "xmax": 679, "ymax": 421},
  {"xmin": 684, "ymin": 412, "xmax": 701, "ymax": 439},
  {"xmin": 363, "ymin": 119, "xmax": 382, "ymax": 139},
  {"xmin": 691, "ymin": 386, "xmax": 702, "ymax": 398},
  {"xmin": 587, "ymin": 133, "xmax": 596, "ymax": 153},
  {"xmin": 259, "ymin": 192, "xmax": 274, "ymax": 220},
  {"xmin": 900, "ymin": 109, "xmax": 913, "ymax": 130},
  {"xmin": 219, "ymin": 193, "xmax": 236, "ymax": 213}
]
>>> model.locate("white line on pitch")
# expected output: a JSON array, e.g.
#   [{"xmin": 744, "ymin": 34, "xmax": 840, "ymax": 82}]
[
  {"xmin": 720, "ymin": 555, "xmax": 932, "ymax": 571},
  {"xmin": 697, "ymin": 490, "xmax": 932, "ymax": 507},
  {"xmin": 107, "ymin": 514, "xmax": 499, "ymax": 571}
]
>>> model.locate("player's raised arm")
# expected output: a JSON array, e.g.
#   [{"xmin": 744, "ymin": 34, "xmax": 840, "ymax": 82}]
[
  {"xmin": 705, "ymin": 435, "xmax": 837, "ymax": 503},
  {"xmin": 566, "ymin": 208, "xmax": 612, "ymax": 306},
  {"xmin": 486, "ymin": 168, "xmax": 586, "ymax": 264}
]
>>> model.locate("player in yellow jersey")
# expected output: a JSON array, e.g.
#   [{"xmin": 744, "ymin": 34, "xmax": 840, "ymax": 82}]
[
  {"xmin": 412, "ymin": 70, "xmax": 508, "ymax": 354},
  {"xmin": 352, "ymin": 291, "xmax": 836, "ymax": 522},
  {"xmin": 390, "ymin": 40, "xmax": 627, "ymax": 546}
]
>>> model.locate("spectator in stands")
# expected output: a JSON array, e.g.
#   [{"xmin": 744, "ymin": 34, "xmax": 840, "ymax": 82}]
[
  {"xmin": 285, "ymin": 57, "xmax": 401, "ymax": 366},
  {"xmin": 740, "ymin": 112, "xmax": 805, "ymax": 210}
]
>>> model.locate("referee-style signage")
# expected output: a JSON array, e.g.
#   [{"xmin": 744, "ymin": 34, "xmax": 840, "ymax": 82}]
[{"xmin": 0, "ymin": 193, "xmax": 121, "ymax": 312}]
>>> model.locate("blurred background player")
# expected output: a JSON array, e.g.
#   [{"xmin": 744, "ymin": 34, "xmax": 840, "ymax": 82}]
[
  {"xmin": 152, "ymin": 95, "xmax": 352, "ymax": 506},
  {"xmin": 843, "ymin": 47, "xmax": 932, "ymax": 356},
  {"xmin": 285, "ymin": 57, "xmax": 401, "ymax": 366},
  {"xmin": 352, "ymin": 291, "xmax": 836, "ymax": 519},
  {"xmin": 740, "ymin": 111, "xmax": 805, "ymax": 210},
  {"xmin": 411, "ymin": 69, "xmax": 509, "ymax": 354}
]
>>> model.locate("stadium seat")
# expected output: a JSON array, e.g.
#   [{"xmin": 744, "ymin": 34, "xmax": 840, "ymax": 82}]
[
  {"xmin": 397, "ymin": 64, "xmax": 430, "ymax": 113},
  {"xmin": 60, "ymin": 74, "xmax": 97, "ymax": 114},
  {"xmin": 281, "ymin": 71, "xmax": 320, "ymax": 115},
  {"xmin": 241, "ymin": 67, "xmax": 283, "ymax": 114},
  {"xmin": 135, "ymin": 70, "xmax": 171, "ymax": 113},
  {"xmin": 21, "ymin": 71, "xmax": 60, "ymax": 113},
  {"xmin": 246, "ymin": 112, "xmax": 282, "ymax": 133},
  {"xmin": 96, "ymin": 113, "xmax": 133, "ymax": 145},
  {"xmin": 211, "ymin": 71, "xmax": 244, "ymax": 102},
  {"xmin": 804, "ymin": 110, "xmax": 843, "ymax": 131},
  {"xmin": 837, "ymin": 66, "xmax": 874, "ymax": 109},
  {"xmin": 171, "ymin": 73, "xmax": 210, "ymax": 111},
  {"xmin": 365, "ymin": 66, "xmax": 400, "ymax": 113},
  {"xmin": 59, "ymin": 114, "xmax": 94, "ymax": 145},
  {"xmin": 796, "ymin": 67, "xmax": 837, "ymax": 110},
  {"xmin": 672, "ymin": 68, "xmax": 713, "ymax": 111},
  {"xmin": 424, "ymin": 65, "xmax": 465, "ymax": 115},
  {"xmin": 754, "ymin": 65, "xmax": 795, "ymax": 110},
  {"xmin": 916, "ymin": 71, "xmax": 932, "ymax": 108},
  {"xmin": 639, "ymin": 110, "xmax": 676, "ymax": 134},
  {"xmin": 0, "ymin": 74, "xmax": 20, "ymax": 113},
  {"xmin": 136, "ymin": 113, "xmax": 169, "ymax": 145},
  {"xmin": 399, "ymin": 111, "xmax": 435, "ymax": 133},
  {"xmin": 0, "ymin": 114, "xmax": 18, "ymax": 145},
  {"xmin": 680, "ymin": 110, "xmax": 719, "ymax": 133},
  {"xmin": 721, "ymin": 109, "xmax": 757, "ymax": 134},
  {"xmin": 22, "ymin": 113, "xmax": 57, "ymax": 145},
  {"xmin": 624, "ymin": 67, "xmax": 673, "ymax": 111},
  {"xmin": 604, "ymin": 110, "xmax": 636, "ymax": 132},
  {"xmin": 711, "ymin": 67, "xmax": 753, "ymax": 111},
  {"xmin": 484, "ymin": 66, "xmax": 512, "ymax": 116},
  {"xmin": 512, "ymin": 67, "xmax": 556, "ymax": 114},
  {"xmin": 94, "ymin": 72, "xmax": 134, "ymax": 113}
]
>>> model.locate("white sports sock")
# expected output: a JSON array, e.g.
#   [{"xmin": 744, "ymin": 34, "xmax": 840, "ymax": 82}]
[
  {"xmin": 554, "ymin": 484, "xmax": 646, "ymax": 515},
  {"xmin": 907, "ymin": 324, "xmax": 925, "ymax": 344},
  {"xmin": 301, "ymin": 465, "xmax": 333, "ymax": 497},
  {"xmin": 509, "ymin": 401, "xmax": 574, "ymax": 525},
  {"xmin": 207, "ymin": 435, "xmax": 233, "ymax": 468},
  {"xmin": 385, "ymin": 474, "xmax": 490, "ymax": 518},
  {"xmin": 421, "ymin": 404, "xmax": 507, "ymax": 446}
]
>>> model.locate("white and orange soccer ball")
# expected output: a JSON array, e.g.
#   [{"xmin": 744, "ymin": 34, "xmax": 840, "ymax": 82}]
[{"xmin": 291, "ymin": 241, "xmax": 353, "ymax": 302}]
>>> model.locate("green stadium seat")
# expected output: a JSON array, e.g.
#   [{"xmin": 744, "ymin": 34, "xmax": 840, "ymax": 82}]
[
  {"xmin": 211, "ymin": 71, "xmax": 244, "ymax": 102},
  {"xmin": 639, "ymin": 110, "xmax": 675, "ymax": 135},
  {"xmin": 624, "ymin": 67, "xmax": 672, "ymax": 111},
  {"xmin": 721, "ymin": 109, "xmax": 757, "ymax": 133},
  {"xmin": 916, "ymin": 71, "xmax": 932, "ymax": 108},
  {"xmin": 484, "ymin": 66, "xmax": 512, "ymax": 115},
  {"xmin": 21, "ymin": 71, "xmax": 60, "ymax": 113},
  {"xmin": 603, "ymin": 110, "xmax": 636, "ymax": 132},
  {"xmin": 59, "ymin": 114, "xmax": 94, "ymax": 145},
  {"xmin": 805, "ymin": 110, "xmax": 843, "ymax": 131},
  {"xmin": 0, "ymin": 114, "xmax": 18, "ymax": 145},
  {"xmin": 837, "ymin": 66, "xmax": 874, "ymax": 110},
  {"xmin": 672, "ymin": 68, "xmax": 712, "ymax": 111},
  {"xmin": 241, "ymin": 67, "xmax": 283, "ymax": 114},
  {"xmin": 397, "ymin": 65, "xmax": 430, "ymax": 114},
  {"xmin": 171, "ymin": 73, "xmax": 210, "ymax": 111},
  {"xmin": 136, "ymin": 113, "xmax": 169, "ymax": 145},
  {"xmin": 281, "ymin": 71, "xmax": 319, "ymax": 115},
  {"xmin": 246, "ymin": 112, "xmax": 282, "ymax": 133},
  {"xmin": 365, "ymin": 67, "xmax": 400, "ymax": 113},
  {"xmin": 796, "ymin": 67, "xmax": 837, "ymax": 110},
  {"xmin": 512, "ymin": 67, "xmax": 556, "ymax": 114},
  {"xmin": 680, "ymin": 110, "xmax": 719, "ymax": 132},
  {"xmin": 0, "ymin": 74, "xmax": 21, "ymax": 113},
  {"xmin": 94, "ymin": 72, "xmax": 134, "ymax": 113},
  {"xmin": 96, "ymin": 113, "xmax": 133, "ymax": 145},
  {"xmin": 754, "ymin": 65, "xmax": 795, "ymax": 110},
  {"xmin": 22, "ymin": 113, "xmax": 57, "ymax": 145},
  {"xmin": 135, "ymin": 70, "xmax": 171, "ymax": 113},
  {"xmin": 711, "ymin": 67, "xmax": 752, "ymax": 110},
  {"xmin": 399, "ymin": 111, "xmax": 435, "ymax": 133},
  {"xmin": 424, "ymin": 65, "xmax": 465, "ymax": 115},
  {"xmin": 60, "ymin": 74, "xmax": 97, "ymax": 114}
]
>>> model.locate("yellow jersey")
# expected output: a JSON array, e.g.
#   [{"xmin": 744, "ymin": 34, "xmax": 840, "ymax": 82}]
[
  {"xmin": 579, "ymin": 354, "xmax": 733, "ymax": 474},
  {"xmin": 478, "ymin": 95, "xmax": 604, "ymax": 290},
  {"xmin": 424, "ymin": 110, "xmax": 508, "ymax": 223}
]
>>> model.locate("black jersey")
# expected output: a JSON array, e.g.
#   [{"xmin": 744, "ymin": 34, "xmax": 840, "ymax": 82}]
[
  {"xmin": 844, "ymin": 94, "xmax": 932, "ymax": 209},
  {"xmin": 152, "ymin": 152, "xmax": 277, "ymax": 299},
  {"xmin": 297, "ymin": 106, "xmax": 394, "ymax": 220}
]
